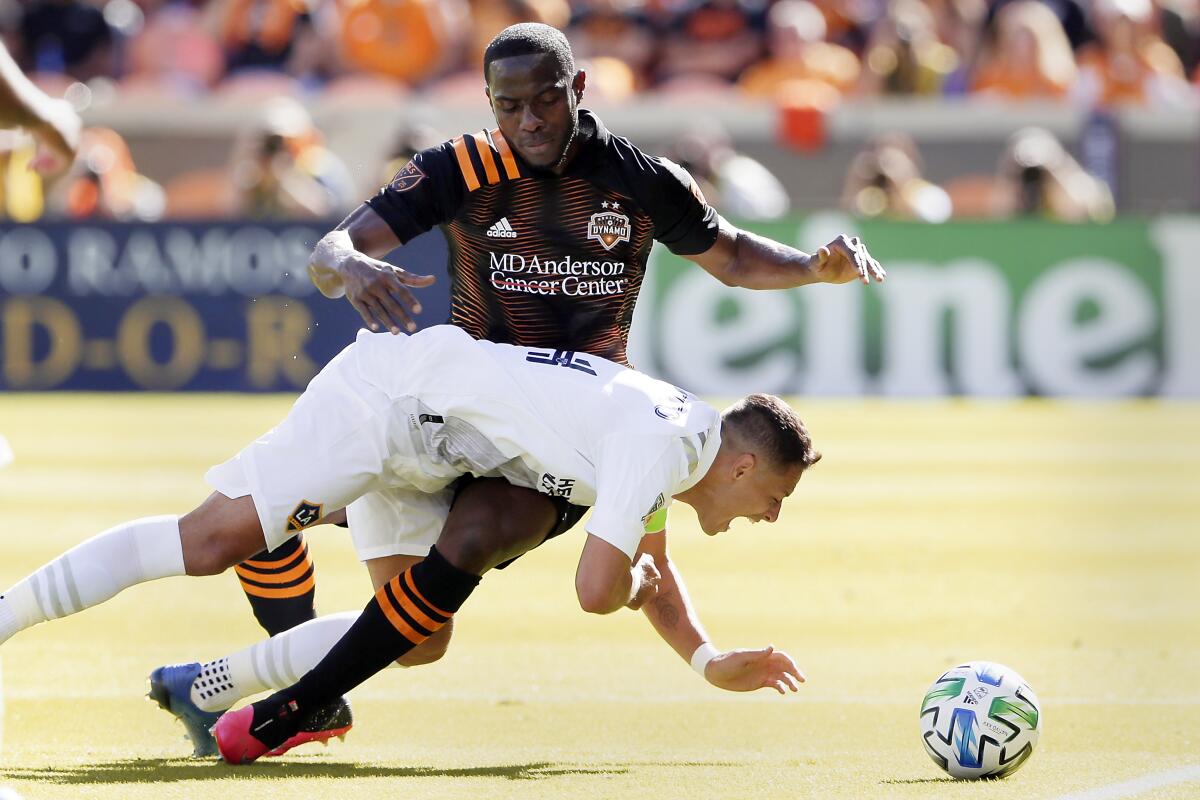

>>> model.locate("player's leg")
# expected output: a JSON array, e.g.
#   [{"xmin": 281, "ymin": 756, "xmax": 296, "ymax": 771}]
[
  {"xmin": 234, "ymin": 533, "xmax": 319, "ymax": 637},
  {"xmin": 165, "ymin": 554, "xmax": 436, "ymax": 723},
  {"xmin": 0, "ymin": 493, "xmax": 266, "ymax": 647},
  {"xmin": 212, "ymin": 479, "xmax": 561, "ymax": 762}
]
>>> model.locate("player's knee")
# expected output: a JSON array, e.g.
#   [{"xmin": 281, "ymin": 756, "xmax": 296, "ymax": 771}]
[
  {"xmin": 180, "ymin": 529, "xmax": 238, "ymax": 576},
  {"xmin": 396, "ymin": 636, "xmax": 451, "ymax": 666},
  {"xmin": 396, "ymin": 624, "xmax": 453, "ymax": 666},
  {"xmin": 179, "ymin": 495, "xmax": 265, "ymax": 576}
]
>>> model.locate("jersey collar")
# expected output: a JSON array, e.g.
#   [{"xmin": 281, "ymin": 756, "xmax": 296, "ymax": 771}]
[
  {"xmin": 562, "ymin": 109, "xmax": 608, "ymax": 176},
  {"xmin": 674, "ymin": 419, "xmax": 723, "ymax": 494}
]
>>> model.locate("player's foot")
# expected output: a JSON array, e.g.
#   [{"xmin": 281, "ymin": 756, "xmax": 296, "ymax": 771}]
[
  {"xmin": 213, "ymin": 692, "xmax": 306, "ymax": 764},
  {"xmin": 147, "ymin": 663, "xmax": 223, "ymax": 757},
  {"xmin": 266, "ymin": 697, "xmax": 353, "ymax": 757}
]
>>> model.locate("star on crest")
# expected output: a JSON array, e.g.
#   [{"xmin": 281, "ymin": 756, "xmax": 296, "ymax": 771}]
[{"xmin": 600, "ymin": 200, "xmax": 610, "ymax": 209}]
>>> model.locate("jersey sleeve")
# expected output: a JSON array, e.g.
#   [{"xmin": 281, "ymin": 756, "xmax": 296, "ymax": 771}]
[
  {"xmin": 366, "ymin": 142, "xmax": 464, "ymax": 244},
  {"xmin": 642, "ymin": 156, "xmax": 720, "ymax": 256},
  {"xmin": 586, "ymin": 435, "xmax": 686, "ymax": 559}
]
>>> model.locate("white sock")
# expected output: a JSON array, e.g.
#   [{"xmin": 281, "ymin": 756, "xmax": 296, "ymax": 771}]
[
  {"xmin": 0, "ymin": 516, "xmax": 185, "ymax": 645},
  {"xmin": 190, "ymin": 611, "xmax": 363, "ymax": 712}
]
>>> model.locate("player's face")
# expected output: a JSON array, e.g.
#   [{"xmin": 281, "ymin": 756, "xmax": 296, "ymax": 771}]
[
  {"xmin": 699, "ymin": 459, "xmax": 804, "ymax": 536},
  {"xmin": 486, "ymin": 54, "xmax": 582, "ymax": 169}
]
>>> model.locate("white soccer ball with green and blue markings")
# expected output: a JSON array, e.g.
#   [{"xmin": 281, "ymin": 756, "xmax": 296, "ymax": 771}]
[{"xmin": 920, "ymin": 660, "xmax": 1041, "ymax": 779}]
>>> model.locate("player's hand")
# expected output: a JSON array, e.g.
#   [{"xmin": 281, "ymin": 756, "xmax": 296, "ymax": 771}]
[
  {"xmin": 312, "ymin": 255, "xmax": 436, "ymax": 334},
  {"xmin": 704, "ymin": 645, "xmax": 805, "ymax": 694},
  {"xmin": 807, "ymin": 234, "xmax": 885, "ymax": 285},
  {"xmin": 28, "ymin": 98, "xmax": 81, "ymax": 176},
  {"xmin": 626, "ymin": 553, "xmax": 661, "ymax": 610}
]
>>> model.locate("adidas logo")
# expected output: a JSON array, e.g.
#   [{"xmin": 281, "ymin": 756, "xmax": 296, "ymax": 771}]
[{"xmin": 486, "ymin": 217, "xmax": 518, "ymax": 239}]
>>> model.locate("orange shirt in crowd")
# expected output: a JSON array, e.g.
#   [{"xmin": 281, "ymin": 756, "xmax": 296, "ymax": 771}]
[
  {"xmin": 739, "ymin": 43, "xmax": 861, "ymax": 98},
  {"xmin": 338, "ymin": 0, "xmax": 449, "ymax": 83},
  {"xmin": 1076, "ymin": 40, "xmax": 1185, "ymax": 105},
  {"xmin": 971, "ymin": 65, "xmax": 1069, "ymax": 99}
]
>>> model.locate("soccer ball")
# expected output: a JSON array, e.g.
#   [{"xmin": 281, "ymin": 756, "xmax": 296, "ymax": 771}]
[{"xmin": 920, "ymin": 660, "xmax": 1041, "ymax": 779}]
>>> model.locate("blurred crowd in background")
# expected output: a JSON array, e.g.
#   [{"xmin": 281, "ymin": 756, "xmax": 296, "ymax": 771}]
[{"xmin": 2, "ymin": 0, "xmax": 1195, "ymax": 224}]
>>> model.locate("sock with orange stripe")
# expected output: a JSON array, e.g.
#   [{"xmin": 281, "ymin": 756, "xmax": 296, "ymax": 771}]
[
  {"xmin": 245, "ymin": 546, "xmax": 479, "ymax": 743},
  {"xmin": 234, "ymin": 535, "xmax": 317, "ymax": 637}
]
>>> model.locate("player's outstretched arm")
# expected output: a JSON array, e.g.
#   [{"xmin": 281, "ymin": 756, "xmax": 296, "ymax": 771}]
[
  {"xmin": 688, "ymin": 216, "xmax": 886, "ymax": 290},
  {"xmin": 0, "ymin": 41, "xmax": 80, "ymax": 175},
  {"xmin": 307, "ymin": 204, "xmax": 435, "ymax": 334},
  {"xmin": 636, "ymin": 531, "xmax": 805, "ymax": 695},
  {"xmin": 635, "ymin": 530, "xmax": 709, "ymax": 659},
  {"xmin": 575, "ymin": 534, "xmax": 660, "ymax": 615}
]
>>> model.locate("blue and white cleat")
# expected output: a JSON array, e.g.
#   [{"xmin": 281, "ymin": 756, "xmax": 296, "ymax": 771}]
[{"xmin": 147, "ymin": 662, "xmax": 223, "ymax": 758}]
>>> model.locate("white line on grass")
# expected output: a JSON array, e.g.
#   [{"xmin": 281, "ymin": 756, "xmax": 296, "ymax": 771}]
[{"xmin": 1053, "ymin": 765, "xmax": 1200, "ymax": 800}]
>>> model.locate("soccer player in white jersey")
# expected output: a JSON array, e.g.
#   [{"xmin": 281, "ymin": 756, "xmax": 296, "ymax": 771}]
[{"xmin": 0, "ymin": 325, "xmax": 817, "ymax": 757}]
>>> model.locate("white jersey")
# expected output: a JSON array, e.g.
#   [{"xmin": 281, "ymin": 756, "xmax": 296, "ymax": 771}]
[
  {"xmin": 352, "ymin": 326, "xmax": 721, "ymax": 558},
  {"xmin": 207, "ymin": 325, "xmax": 720, "ymax": 559}
]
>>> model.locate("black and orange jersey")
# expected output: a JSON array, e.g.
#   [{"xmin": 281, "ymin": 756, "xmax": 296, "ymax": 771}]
[{"xmin": 366, "ymin": 110, "xmax": 719, "ymax": 365}]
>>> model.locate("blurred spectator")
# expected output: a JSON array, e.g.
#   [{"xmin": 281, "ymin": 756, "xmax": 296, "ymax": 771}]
[
  {"xmin": 337, "ymin": 0, "xmax": 467, "ymax": 86},
  {"xmin": 125, "ymin": 1, "xmax": 224, "ymax": 94},
  {"xmin": 52, "ymin": 126, "xmax": 166, "ymax": 220},
  {"xmin": 567, "ymin": 0, "xmax": 658, "ymax": 88},
  {"xmin": 212, "ymin": 0, "xmax": 334, "ymax": 83},
  {"xmin": 738, "ymin": 0, "xmax": 860, "ymax": 100},
  {"xmin": 465, "ymin": 0, "xmax": 571, "ymax": 70},
  {"xmin": 808, "ymin": 0, "xmax": 880, "ymax": 51},
  {"xmin": 1075, "ymin": 0, "xmax": 1190, "ymax": 107},
  {"xmin": 14, "ymin": 0, "xmax": 116, "ymax": 82},
  {"xmin": 230, "ymin": 96, "xmax": 354, "ymax": 218},
  {"xmin": 970, "ymin": 1, "xmax": 1076, "ymax": 100},
  {"xmin": 1158, "ymin": 0, "xmax": 1200, "ymax": 76},
  {"xmin": 994, "ymin": 127, "xmax": 1114, "ymax": 221},
  {"xmin": 667, "ymin": 122, "xmax": 790, "ymax": 219},
  {"xmin": 925, "ymin": 0, "xmax": 988, "ymax": 94},
  {"xmin": 841, "ymin": 133, "xmax": 952, "ymax": 222},
  {"xmin": 380, "ymin": 120, "xmax": 444, "ymax": 184},
  {"xmin": 984, "ymin": 0, "xmax": 1093, "ymax": 50},
  {"xmin": 656, "ymin": 0, "xmax": 769, "ymax": 85},
  {"xmin": 858, "ymin": 0, "xmax": 960, "ymax": 96}
]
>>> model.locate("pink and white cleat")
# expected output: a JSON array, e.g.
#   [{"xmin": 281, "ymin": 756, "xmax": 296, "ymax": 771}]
[
  {"xmin": 212, "ymin": 706, "xmax": 273, "ymax": 764},
  {"xmin": 214, "ymin": 699, "xmax": 354, "ymax": 764}
]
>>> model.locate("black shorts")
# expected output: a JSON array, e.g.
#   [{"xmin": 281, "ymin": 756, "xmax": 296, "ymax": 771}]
[{"xmin": 449, "ymin": 475, "xmax": 587, "ymax": 570}]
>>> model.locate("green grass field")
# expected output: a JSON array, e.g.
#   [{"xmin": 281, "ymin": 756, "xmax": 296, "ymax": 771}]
[{"xmin": 0, "ymin": 395, "xmax": 1196, "ymax": 800}]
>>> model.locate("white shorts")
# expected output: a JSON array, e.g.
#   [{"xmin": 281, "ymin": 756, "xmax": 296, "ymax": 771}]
[
  {"xmin": 346, "ymin": 485, "xmax": 452, "ymax": 562},
  {"xmin": 205, "ymin": 334, "xmax": 457, "ymax": 559}
]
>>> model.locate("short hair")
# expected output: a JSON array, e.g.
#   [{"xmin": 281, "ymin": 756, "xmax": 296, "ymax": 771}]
[
  {"xmin": 483, "ymin": 23, "xmax": 575, "ymax": 82},
  {"xmin": 722, "ymin": 394, "xmax": 822, "ymax": 469}
]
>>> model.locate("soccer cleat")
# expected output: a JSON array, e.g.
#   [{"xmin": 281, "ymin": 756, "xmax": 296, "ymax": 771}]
[
  {"xmin": 147, "ymin": 663, "xmax": 223, "ymax": 758},
  {"xmin": 212, "ymin": 705, "xmax": 272, "ymax": 764},
  {"xmin": 214, "ymin": 697, "xmax": 354, "ymax": 764},
  {"xmin": 266, "ymin": 698, "xmax": 353, "ymax": 757}
]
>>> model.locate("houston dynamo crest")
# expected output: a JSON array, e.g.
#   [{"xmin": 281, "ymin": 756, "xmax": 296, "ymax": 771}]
[{"xmin": 587, "ymin": 201, "xmax": 631, "ymax": 251}]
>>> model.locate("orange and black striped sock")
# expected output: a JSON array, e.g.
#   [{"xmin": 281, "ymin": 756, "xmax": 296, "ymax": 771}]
[
  {"xmin": 235, "ymin": 535, "xmax": 317, "ymax": 636},
  {"xmin": 283, "ymin": 546, "xmax": 480, "ymax": 712}
]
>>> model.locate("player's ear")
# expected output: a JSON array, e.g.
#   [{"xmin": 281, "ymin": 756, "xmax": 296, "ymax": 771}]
[
  {"xmin": 572, "ymin": 70, "xmax": 586, "ymax": 102},
  {"xmin": 732, "ymin": 452, "xmax": 756, "ymax": 481}
]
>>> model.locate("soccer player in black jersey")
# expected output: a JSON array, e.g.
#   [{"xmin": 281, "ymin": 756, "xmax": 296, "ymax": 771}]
[{"xmin": 149, "ymin": 22, "xmax": 884, "ymax": 755}]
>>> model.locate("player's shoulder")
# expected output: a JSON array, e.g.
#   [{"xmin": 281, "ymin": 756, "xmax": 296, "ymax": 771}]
[
  {"xmin": 428, "ymin": 127, "xmax": 527, "ymax": 194},
  {"xmin": 593, "ymin": 115, "xmax": 708, "ymax": 205}
]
